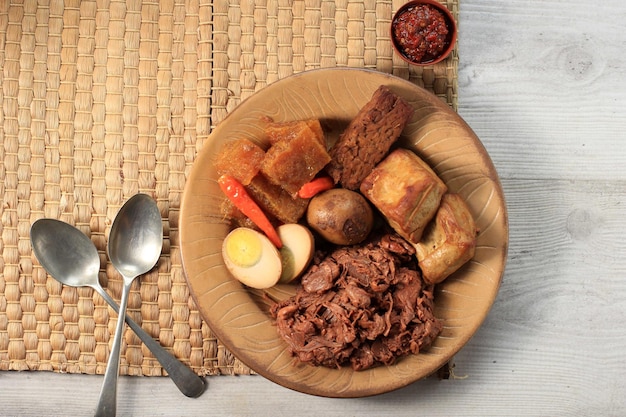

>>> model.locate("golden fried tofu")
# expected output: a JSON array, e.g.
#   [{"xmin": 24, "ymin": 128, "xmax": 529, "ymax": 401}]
[
  {"xmin": 219, "ymin": 198, "xmax": 261, "ymax": 231},
  {"xmin": 215, "ymin": 138, "xmax": 265, "ymax": 185},
  {"xmin": 246, "ymin": 174, "xmax": 309, "ymax": 224},
  {"xmin": 414, "ymin": 193, "xmax": 477, "ymax": 285},
  {"xmin": 262, "ymin": 117, "xmax": 325, "ymax": 146},
  {"xmin": 360, "ymin": 148, "xmax": 447, "ymax": 244},
  {"xmin": 260, "ymin": 119, "xmax": 331, "ymax": 195}
]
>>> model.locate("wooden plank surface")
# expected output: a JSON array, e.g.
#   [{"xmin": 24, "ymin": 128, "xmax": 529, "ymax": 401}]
[{"xmin": 2, "ymin": 0, "xmax": 626, "ymax": 415}]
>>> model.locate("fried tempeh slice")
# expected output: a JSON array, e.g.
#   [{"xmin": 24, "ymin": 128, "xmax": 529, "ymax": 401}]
[
  {"xmin": 326, "ymin": 85, "xmax": 414, "ymax": 190},
  {"xmin": 413, "ymin": 193, "xmax": 478, "ymax": 285}
]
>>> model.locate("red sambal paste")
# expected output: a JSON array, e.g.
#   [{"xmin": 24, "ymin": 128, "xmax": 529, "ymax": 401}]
[{"xmin": 392, "ymin": 4, "xmax": 450, "ymax": 63}]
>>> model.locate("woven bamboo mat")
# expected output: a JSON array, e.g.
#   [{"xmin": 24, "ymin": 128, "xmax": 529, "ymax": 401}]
[{"xmin": 0, "ymin": 0, "xmax": 458, "ymax": 377}]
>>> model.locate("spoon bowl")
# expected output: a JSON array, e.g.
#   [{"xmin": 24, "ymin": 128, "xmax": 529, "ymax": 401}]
[
  {"xmin": 30, "ymin": 218, "xmax": 101, "ymax": 289},
  {"xmin": 107, "ymin": 194, "xmax": 164, "ymax": 278},
  {"xmin": 29, "ymin": 218, "xmax": 206, "ymax": 403}
]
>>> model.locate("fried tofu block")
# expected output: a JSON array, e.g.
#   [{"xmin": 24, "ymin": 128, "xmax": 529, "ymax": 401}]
[
  {"xmin": 326, "ymin": 85, "xmax": 414, "ymax": 190},
  {"xmin": 215, "ymin": 138, "xmax": 265, "ymax": 185},
  {"xmin": 260, "ymin": 119, "xmax": 331, "ymax": 195},
  {"xmin": 360, "ymin": 148, "xmax": 447, "ymax": 244},
  {"xmin": 262, "ymin": 117, "xmax": 325, "ymax": 146},
  {"xmin": 219, "ymin": 198, "xmax": 261, "ymax": 231},
  {"xmin": 246, "ymin": 174, "xmax": 309, "ymax": 224},
  {"xmin": 414, "ymin": 193, "xmax": 477, "ymax": 285}
]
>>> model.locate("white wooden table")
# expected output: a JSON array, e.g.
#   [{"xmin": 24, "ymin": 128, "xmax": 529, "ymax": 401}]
[{"xmin": 2, "ymin": 0, "xmax": 626, "ymax": 415}]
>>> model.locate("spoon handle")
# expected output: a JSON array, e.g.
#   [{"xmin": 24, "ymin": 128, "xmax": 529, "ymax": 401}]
[
  {"xmin": 95, "ymin": 281, "xmax": 132, "ymax": 417},
  {"xmin": 94, "ymin": 286, "xmax": 205, "ymax": 398}
]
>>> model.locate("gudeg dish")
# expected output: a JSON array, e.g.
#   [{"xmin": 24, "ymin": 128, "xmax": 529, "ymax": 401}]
[{"xmin": 179, "ymin": 68, "xmax": 508, "ymax": 397}]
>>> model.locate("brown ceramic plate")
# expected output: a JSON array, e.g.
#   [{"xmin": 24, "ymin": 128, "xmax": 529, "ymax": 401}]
[{"xmin": 180, "ymin": 68, "xmax": 508, "ymax": 398}]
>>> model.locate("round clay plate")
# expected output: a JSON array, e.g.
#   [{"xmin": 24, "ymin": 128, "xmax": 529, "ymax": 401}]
[{"xmin": 180, "ymin": 68, "xmax": 508, "ymax": 398}]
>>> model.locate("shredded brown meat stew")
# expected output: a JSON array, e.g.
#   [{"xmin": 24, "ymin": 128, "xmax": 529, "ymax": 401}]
[{"xmin": 270, "ymin": 233, "xmax": 442, "ymax": 371}]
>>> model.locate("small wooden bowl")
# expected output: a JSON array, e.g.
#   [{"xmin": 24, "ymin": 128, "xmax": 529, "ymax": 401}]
[{"xmin": 391, "ymin": 0, "xmax": 458, "ymax": 66}]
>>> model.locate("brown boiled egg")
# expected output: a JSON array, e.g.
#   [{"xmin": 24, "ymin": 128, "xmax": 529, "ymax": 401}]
[
  {"xmin": 222, "ymin": 227, "xmax": 282, "ymax": 289},
  {"xmin": 277, "ymin": 224, "xmax": 315, "ymax": 284}
]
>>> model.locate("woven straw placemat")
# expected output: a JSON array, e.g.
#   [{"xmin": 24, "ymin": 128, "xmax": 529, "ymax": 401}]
[{"xmin": 0, "ymin": 0, "xmax": 458, "ymax": 377}]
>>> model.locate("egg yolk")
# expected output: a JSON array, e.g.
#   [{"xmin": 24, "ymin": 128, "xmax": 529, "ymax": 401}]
[{"xmin": 224, "ymin": 228, "xmax": 263, "ymax": 267}]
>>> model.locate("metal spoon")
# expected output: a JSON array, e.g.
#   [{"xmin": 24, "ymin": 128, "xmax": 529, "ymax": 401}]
[
  {"xmin": 91, "ymin": 194, "xmax": 168, "ymax": 416},
  {"xmin": 30, "ymin": 218, "xmax": 205, "ymax": 400}
]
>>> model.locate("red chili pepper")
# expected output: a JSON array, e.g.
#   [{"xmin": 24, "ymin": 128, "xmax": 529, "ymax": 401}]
[
  {"xmin": 297, "ymin": 176, "xmax": 335, "ymax": 199},
  {"xmin": 218, "ymin": 174, "xmax": 283, "ymax": 248}
]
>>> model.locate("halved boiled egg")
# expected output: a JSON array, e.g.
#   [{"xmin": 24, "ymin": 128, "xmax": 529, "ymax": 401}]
[
  {"xmin": 277, "ymin": 224, "xmax": 315, "ymax": 284},
  {"xmin": 222, "ymin": 227, "xmax": 282, "ymax": 289}
]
